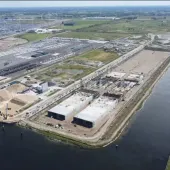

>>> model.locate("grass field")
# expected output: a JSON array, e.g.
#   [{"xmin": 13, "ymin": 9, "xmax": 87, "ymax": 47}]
[
  {"xmin": 36, "ymin": 64, "xmax": 95, "ymax": 81},
  {"xmin": 166, "ymin": 157, "xmax": 170, "ymax": 170},
  {"xmin": 17, "ymin": 19, "xmax": 170, "ymax": 42},
  {"xmin": 56, "ymin": 31, "xmax": 129, "ymax": 40},
  {"xmin": 31, "ymin": 49, "xmax": 119, "ymax": 82},
  {"xmin": 52, "ymin": 19, "xmax": 109, "ymax": 30},
  {"xmin": 72, "ymin": 49, "xmax": 119, "ymax": 63},
  {"xmin": 12, "ymin": 19, "xmax": 50, "ymax": 24},
  {"xmin": 55, "ymin": 64, "xmax": 95, "ymax": 80},
  {"xmin": 16, "ymin": 33, "xmax": 52, "ymax": 42},
  {"xmin": 78, "ymin": 20, "xmax": 170, "ymax": 34}
]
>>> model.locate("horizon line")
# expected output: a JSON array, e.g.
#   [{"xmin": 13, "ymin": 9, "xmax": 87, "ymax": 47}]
[{"xmin": 0, "ymin": 5, "xmax": 170, "ymax": 8}]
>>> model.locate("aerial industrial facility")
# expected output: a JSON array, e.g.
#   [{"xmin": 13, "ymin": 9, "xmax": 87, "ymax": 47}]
[
  {"xmin": 48, "ymin": 92, "xmax": 93, "ymax": 121},
  {"xmin": 2, "ymin": 5, "xmax": 170, "ymax": 170},
  {"xmin": 0, "ymin": 10, "xmax": 169, "ymax": 147},
  {"xmin": 73, "ymin": 96, "xmax": 117, "ymax": 128}
]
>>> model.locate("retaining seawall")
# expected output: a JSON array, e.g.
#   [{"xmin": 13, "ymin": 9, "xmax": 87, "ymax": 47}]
[{"xmin": 98, "ymin": 55, "xmax": 170, "ymax": 147}]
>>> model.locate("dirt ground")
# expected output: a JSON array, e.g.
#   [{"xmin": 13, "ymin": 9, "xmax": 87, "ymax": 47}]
[
  {"xmin": 35, "ymin": 113, "xmax": 104, "ymax": 137},
  {"xmin": 0, "ymin": 37, "xmax": 27, "ymax": 51},
  {"xmin": 0, "ymin": 89, "xmax": 13, "ymax": 101},
  {"xmin": 114, "ymin": 50, "xmax": 169, "ymax": 75},
  {"xmin": 6, "ymin": 84, "xmax": 27, "ymax": 94},
  {"xmin": 0, "ymin": 84, "xmax": 38, "ymax": 117}
]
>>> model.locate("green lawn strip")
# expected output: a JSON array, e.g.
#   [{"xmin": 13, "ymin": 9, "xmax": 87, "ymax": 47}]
[
  {"xmin": 35, "ymin": 64, "xmax": 94, "ymax": 81},
  {"xmin": 71, "ymin": 49, "xmax": 119, "ymax": 63},
  {"xmin": 52, "ymin": 19, "xmax": 109, "ymax": 30},
  {"xmin": 78, "ymin": 19, "xmax": 170, "ymax": 34},
  {"xmin": 56, "ymin": 31, "xmax": 129, "ymax": 40},
  {"xmin": 16, "ymin": 33, "xmax": 52, "ymax": 42},
  {"xmin": 36, "ymin": 128, "xmax": 101, "ymax": 149},
  {"xmin": 166, "ymin": 157, "xmax": 170, "ymax": 170},
  {"xmin": 73, "ymin": 68, "xmax": 95, "ymax": 80},
  {"xmin": 55, "ymin": 64, "xmax": 95, "ymax": 80}
]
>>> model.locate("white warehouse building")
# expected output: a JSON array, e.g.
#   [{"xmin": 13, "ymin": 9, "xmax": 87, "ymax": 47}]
[
  {"xmin": 73, "ymin": 96, "xmax": 118, "ymax": 128},
  {"xmin": 48, "ymin": 92, "xmax": 93, "ymax": 121}
]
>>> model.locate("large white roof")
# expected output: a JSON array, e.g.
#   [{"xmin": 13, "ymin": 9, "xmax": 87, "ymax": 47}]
[
  {"xmin": 48, "ymin": 92, "xmax": 92, "ymax": 116},
  {"xmin": 127, "ymin": 74, "xmax": 140, "ymax": 79},
  {"xmin": 107, "ymin": 72, "xmax": 126, "ymax": 79},
  {"xmin": 74, "ymin": 97, "xmax": 117, "ymax": 123}
]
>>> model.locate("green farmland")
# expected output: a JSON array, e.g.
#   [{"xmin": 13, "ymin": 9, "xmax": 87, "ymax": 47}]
[
  {"xmin": 52, "ymin": 19, "xmax": 109, "ymax": 30},
  {"xmin": 78, "ymin": 20, "xmax": 170, "ymax": 34},
  {"xmin": 72, "ymin": 49, "xmax": 119, "ymax": 64},
  {"xmin": 56, "ymin": 31, "xmax": 129, "ymax": 40},
  {"xmin": 16, "ymin": 33, "xmax": 51, "ymax": 42}
]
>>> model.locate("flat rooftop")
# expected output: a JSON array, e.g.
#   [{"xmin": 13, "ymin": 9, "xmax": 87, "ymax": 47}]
[
  {"xmin": 48, "ymin": 92, "xmax": 93, "ymax": 117},
  {"xmin": 107, "ymin": 71, "xmax": 126, "ymax": 79},
  {"xmin": 74, "ymin": 96, "xmax": 117, "ymax": 123},
  {"xmin": 127, "ymin": 74, "xmax": 140, "ymax": 79}
]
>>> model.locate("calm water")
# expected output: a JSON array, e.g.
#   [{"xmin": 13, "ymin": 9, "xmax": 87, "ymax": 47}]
[{"xmin": 1, "ymin": 69, "xmax": 170, "ymax": 170}]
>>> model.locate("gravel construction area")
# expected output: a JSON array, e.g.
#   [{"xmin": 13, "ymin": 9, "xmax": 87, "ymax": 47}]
[
  {"xmin": 0, "ymin": 89, "xmax": 12, "ymax": 101},
  {"xmin": 114, "ymin": 50, "xmax": 169, "ymax": 75},
  {"xmin": 0, "ymin": 37, "xmax": 27, "ymax": 51},
  {"xmin": 0, "ymin": 84, "xmax": 38, "ymax": 117},
  {"xmin": 6, "ymin": 84, "xmax": 27, "ymax": 94}
]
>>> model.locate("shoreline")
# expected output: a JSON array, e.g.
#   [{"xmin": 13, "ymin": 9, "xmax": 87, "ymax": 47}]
[
  {"xmin": 103, "ymin": 61, "xmax": 170, "ymax": 147},
  {"xmin": 99, "ymin": 56, "xmax": 170, "ymax": 147},
  {"xmin": 18, "ymin": 55, "xmax": 170, "ymax": 149}
]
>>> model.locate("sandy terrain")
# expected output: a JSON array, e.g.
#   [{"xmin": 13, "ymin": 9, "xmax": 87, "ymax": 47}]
[
  {"xmin": 16, "ymin": 94, "xmax": 38, "ymax": 103},
  {"xmin": 0, "ymin": 89, "xmax": 13, "ymax": 101},
  {"xmin": 114, "ymin": 50, "xmax": 169, "ymax": 75},
  {"xmin": 0, "ymin": 84, "xmax": 38, "ymax": 117},
  {"xmin": 6, "ymin": 83, "xmax": 27, "ymax": 94},
  {"xmin": 0, "ymin": 37, "xmax": 27, "ymax": 51}
]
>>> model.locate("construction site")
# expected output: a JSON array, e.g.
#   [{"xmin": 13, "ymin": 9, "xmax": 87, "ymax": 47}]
[
  {"xmin": 0, "ymin": 37, "xmax": 27, "ymax": 51},
  {"xmin": 0, "ymin": 83, "xmax": 39, "ymax": 119},
  {"xmin": 0, "ymin": 31, "xmax": 169, "ymax": 147},
  {"xmin": 24, "ymin": 47, "xmax": 170, "ymax": 142}
]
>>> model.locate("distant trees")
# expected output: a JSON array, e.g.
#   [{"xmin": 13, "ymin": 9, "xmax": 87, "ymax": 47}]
[
  {"xmin": 122, "ymin": 16, "xmax": 137, "ymax": 20},
  {"xmin": 27, "ymin": 30, "xmax": 36, "ymax": 33}
]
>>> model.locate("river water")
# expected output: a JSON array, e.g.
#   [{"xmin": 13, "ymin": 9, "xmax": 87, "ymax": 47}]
[{"xmin": 1, "ymin": 68, "xmax": 170, "ymax": 170}]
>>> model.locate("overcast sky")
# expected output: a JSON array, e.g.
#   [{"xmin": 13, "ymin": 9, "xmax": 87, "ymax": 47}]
[{"xmin": 1, "ymin": 1, "xmax": 170, "ymax": 8}]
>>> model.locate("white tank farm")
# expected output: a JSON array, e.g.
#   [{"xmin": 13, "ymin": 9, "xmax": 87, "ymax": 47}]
[
  {"xmin": 48, "ymin": 92, "xmax": 93, "ymax": 121},
  {"xmin": 73, "ymin": 96, "xmax": 118, "ymax": 128}
]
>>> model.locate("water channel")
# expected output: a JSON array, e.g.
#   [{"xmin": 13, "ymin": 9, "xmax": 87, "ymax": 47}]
[{"xmin": 1, "ymin": 68, "xmax": 170, "ymax": 170}]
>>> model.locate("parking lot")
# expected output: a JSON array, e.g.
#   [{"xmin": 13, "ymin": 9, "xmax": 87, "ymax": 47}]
[{"xmin": 0, "ymin": 37, "xmax": 104, "ymax": 77}]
